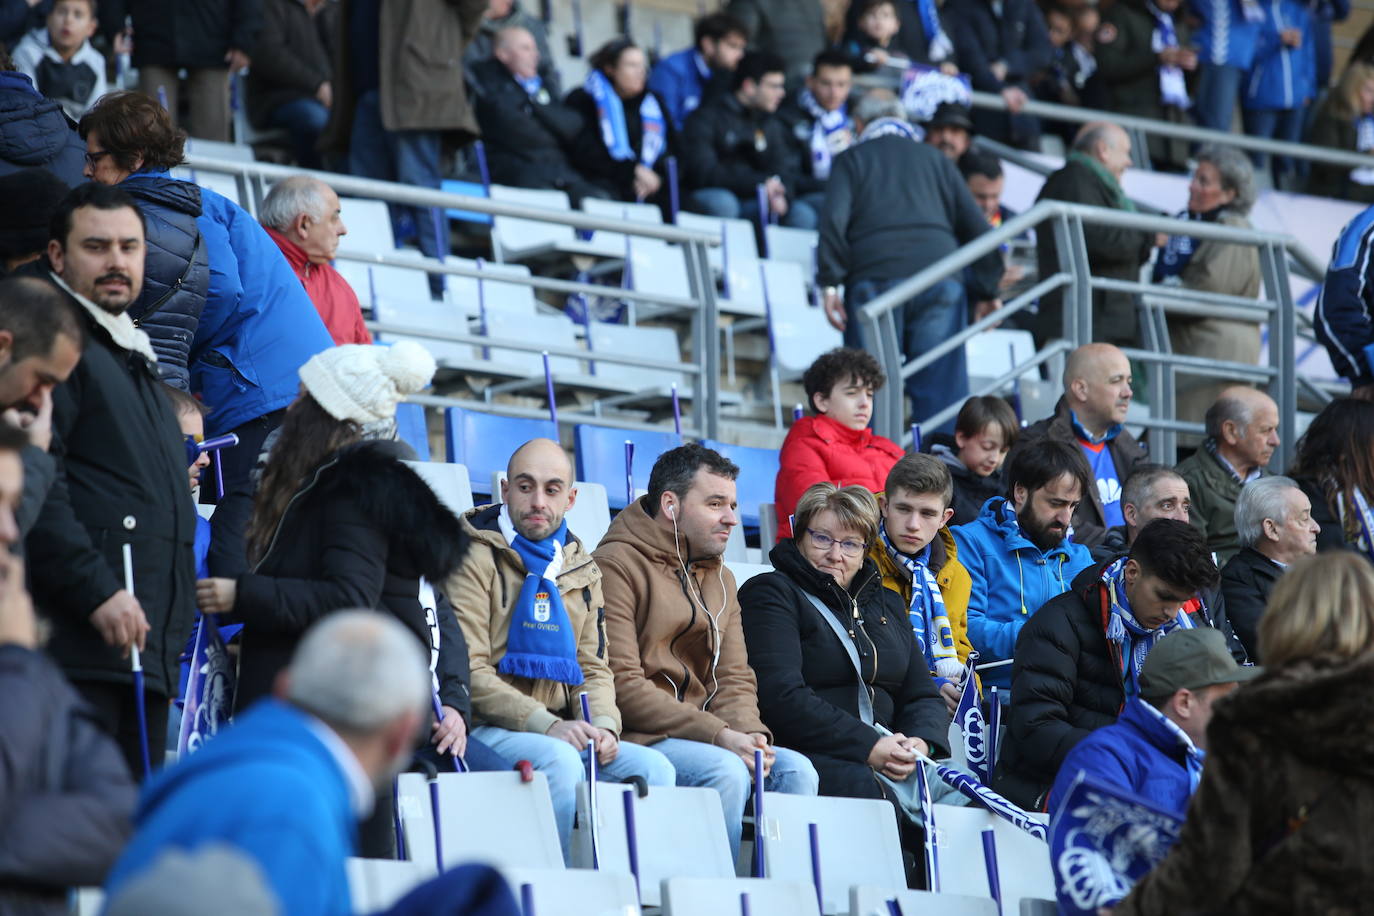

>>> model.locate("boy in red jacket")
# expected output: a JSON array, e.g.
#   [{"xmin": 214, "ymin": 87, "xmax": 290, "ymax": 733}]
[{"xmin": 774, "ymin": 347, "xmax": 904, "ymax": 539}]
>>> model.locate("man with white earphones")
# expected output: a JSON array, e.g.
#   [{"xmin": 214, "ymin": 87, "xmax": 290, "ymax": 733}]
[{"xmin": 595, "ymin": 443, "xmax": 819, "ymax": 862}]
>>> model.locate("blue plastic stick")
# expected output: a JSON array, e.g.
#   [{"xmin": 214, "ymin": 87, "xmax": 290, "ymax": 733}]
[
  {"xmin": 981, "ymin": 827, "xmax": 1002, "ymax": 913},
  {"xmin": 579, "ymin": 691, "xmax": 600, "ymax": 868},
  {"xmin": 431, "ymin": 692, "xmax": 466, "ymax": 772},
  {"xmin": 623, "ymin": 790, "xmax": 641, "ymax": 897},
  {"xmin": 430, "ymin": 778, "xmax": 444, "ymax": 872},
  {"xmin": 474, "ymin": 140, "xmax": 492, "ymax": 190},
  {"xmin": 624, "ymin": 440, "xmax": 635, "ymax": 506},
  {"xmin": 542, "ymin": 352, "xmax": 558, "ymax": 428},
  {"xmin": 755, "ymin": 184, "xmax": 769, "ymax": 235},
  {"xmin": 911, "ymin": 424, "xmax": 922, "ymax": 452},
  {"xmin": 916, "ymin": 761, "xmax": 940, "ymax": 892},
  {"xmin": 520, "ymin": 883, "xmax": 536, "ymax": 916},
  {"xmin": 988, "ymin": 687, "xmax": 1001, "ymax": 776},
  {"xmin": 157, "ymin": 85, "xmax": 168, "ymax": 110},
  {"xmin": 793, "ymin": 403, "xmax": 804, "ymax": 422},
  {"xmin": 667, "ymin": 157, "xmax": 680, "ymax": 222},
  {"xmin": 808, "ymin": 823, "xmax": 823, "ymax": 912},
  {"xmin": 122, "ymin": 544, "xmax": 151, "ymax": 779},
  {"xmin": 886, "ymin": 900, "xmax": 904, "ymax": 916},
  {"xmin": 739, "ymin": 892, "xmax": 751, "ymax": 916},
  {"xmin": 752, "ymin": 749, "xmax": 765, "ymax": 877},
  {"xmin": 672, "ymin": 384, "xmax": 682, "ymax": 440}
]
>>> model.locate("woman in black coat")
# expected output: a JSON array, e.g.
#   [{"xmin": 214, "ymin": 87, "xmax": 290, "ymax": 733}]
[
  {"xmin": 566, "ymin": 39, "xmax": 674, "ymax": 207},
  {"xmin": 739, "ymin": 482, "xmax": 949, "ymax": 826}
]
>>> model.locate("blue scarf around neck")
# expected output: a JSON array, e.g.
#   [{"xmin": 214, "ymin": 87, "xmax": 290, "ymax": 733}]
[
  {"xmin": 497, "ymin": 506, "xmax": 584, "ymax": 685},
  {"xmin": 913, "ymin": 0, "xmax": 954, "ymax": 62},
  {"xmin": 859, "ymin": 116, "xmax": 923, "ymax": 144},
  {"xmin": 1147, "ymin": 1, "xmax": 1190, "ymax": 108},
  {"xmin": 799, "ymin": 88, "xmax": 851, "ymax": 180},
  {"xmin": 1103, "ymin": 557, "xmax": 1194, "ymax": 699},
  {"xmin": 1152, "ymin": 209, "xmax": 1215, "ymax": 284},
  {"xmin": 879, "ymin": 521, "xmax": 962, "ymax": 680},
  {"xmin": 586, "ymin": 69, "xmax": 667, "ymax": 168}
]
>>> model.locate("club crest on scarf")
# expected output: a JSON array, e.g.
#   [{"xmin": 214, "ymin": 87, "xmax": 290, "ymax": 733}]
[
  {"xmin": 498, "ymin": 505, "xmax": 585, "ymax": 685},
  {"xmin": 534, "ymin": 590, "xmax": 552, "ymax": 623}
]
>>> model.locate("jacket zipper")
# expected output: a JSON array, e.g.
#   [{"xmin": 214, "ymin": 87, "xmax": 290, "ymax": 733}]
[{"xmin": 251, "ymin": 453, "xmax": 339, "ymax": 572}]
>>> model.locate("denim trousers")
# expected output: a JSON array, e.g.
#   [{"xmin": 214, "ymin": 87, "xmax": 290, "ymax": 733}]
[
  {"xmin": 348, "ymin": 90, "xmax": 445, "ymax": 264},
  {"xmin": 686, "ymin": 187, "xmax": 819, "ymax": 230},
  {"xmin": 267, "ymin": 96, "xmax": 330, "ymax": 170},
  {"xmin": 1194, "ymin": 63, "xmax": 1244, "ymax": 132}
]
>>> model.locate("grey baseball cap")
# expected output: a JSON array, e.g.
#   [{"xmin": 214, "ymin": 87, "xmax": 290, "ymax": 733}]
[{"xmin": 1138, "ymin": 628, "xmax": 1263, "ymax": 700}]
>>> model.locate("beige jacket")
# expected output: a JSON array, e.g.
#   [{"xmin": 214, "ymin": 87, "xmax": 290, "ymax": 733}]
[
  {"xmin": 593, "ymin": 497, "xmax": 769, "ymax": 746},
  {"xmin": 444, "ymin": 504, "xmax": 618, "ymax": 735}
]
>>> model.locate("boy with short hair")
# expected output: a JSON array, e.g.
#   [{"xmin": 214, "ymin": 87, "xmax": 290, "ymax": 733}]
[
  {"xmin": 774, "ymin": 347, "xmax": 905, "ymax": 539},
  {"xmin": 868, "ymin": 452, "xmax": 975, "ymax": 714},
  {"xmin": 12, "ymin": 0, "xmax": 107, "ymax": 120},
  {"xmin": 933, "ymin": 395, "xmax": 1019, "ymax": 526},
  {"xmin": 843, "ymin": 0, "xmax": 907, "ymax": 71}
]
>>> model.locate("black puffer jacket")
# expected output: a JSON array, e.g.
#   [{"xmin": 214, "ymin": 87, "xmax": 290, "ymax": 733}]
[
  {"xmin": 469, "ymin": 58, "xmax": 587, "ymax": 190},
  {"xmin": 231, "ymin": 440, "xmax": 471, "ymax": 712},
  {"xmin": 120, "ymin": 172, "xmax": 210, "ymax": 391},
  {"xmin": 739, "ymin": 539, "xmax": 949, "ymax": 803},
  {"xmin": 994, "ymin": 563, "xmax": 1124, "ymax": 810},
  {"xmin": 1220, "ymin": 547, "xmax": 1284, "ymax": 663},
  {"xmin": 102, "ymin": 0, "xmax": 262, "ymax": 69},
  {"xmin": 681, "ymin": 92, "xmax": 797, "ymax": 198}
]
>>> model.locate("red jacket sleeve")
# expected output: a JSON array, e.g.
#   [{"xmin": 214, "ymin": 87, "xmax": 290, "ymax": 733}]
[{"xmin": 775, "ymin": 424, "xmax": 830, "ymax": 539}]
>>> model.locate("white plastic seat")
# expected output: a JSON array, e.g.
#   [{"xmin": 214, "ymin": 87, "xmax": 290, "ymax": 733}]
[
  {"xmin": 396, "ymin": 771, "xmax": 563, "ymax": 872},
  {"xmin": 929, "ymin": 804, "xmax": 1055, "ymax": 916},
  {"xmin": 849, "ymin": 886, "xmax": 998, "ymax": 916},
  {"xmin": 674, "ymin": 213, "xmax": 766, "ymax": 316},
  {"xmin": 662, "ymin": 876, "xmax": 821, "ymax": 916},
  {"xmin": 1019, "ymin": 899, "xmax": 1057, "ymax": 916},
  {"xmin": 764, "ymin": 225, "xmax": 819, "ymax": 275},
  {"xmin": 72, "ymin": 888, "xmax": 104, "ymax": 916},
  {"xmin": 338, "ymin": 197, "xmax": 398, "ymax": 252},
  {"xmin": 585, "ymin": 322, "xmax": 687, "ymax": 392},
  {"xmin": 471, "ymin": 260, "xmax": 541, "ymax": 317},
  {"xmin": 336, "ymin": 254, "xmax": 437, "ymax": 314},
  {"xmin": 403, "ymin": 461, "xmax": 475, "ymax": 515},
  {"xmin": 501, "ymin": 866, "xmax": 642, "ymax": 916},
  {"xmin": 570, "ymin": 782, "xmax": 735, "ymax": 906},
  {"xmin": 347, "ymin": 857, "xmax": 434, "ymax": 912},
  {"xmin": 370, "ymin": 295, "xmax": 479, "ymax": 369},
  {"xmin": 582, "ymin": 197, "xmax": 664, "ymax": 255},
  {"xmin": 489, "ymin": 185, "xmax": 623, "ymax": 261},
  {"xmin": 763, "ymin": 260, "xmax": 841, "ymax": 376},
  {"xmin": 759, "ymin": 792, "xmax": 906, "ymax": 915},
  {"xmin": 728, "ymin": 562, "xmax": 774, "ymax": 585},
  {"xmin": 964, "ymin": 328, "xmax": 1038, "ymax": 393},
  {"xmin": 492, "ymin": 472, "xmax": 613, "ymax": 551},
  {"xmin": 627, "ymin": 237, "xmax": 693, "ymax": 309},
  {"xmin": 192, "ymin": 169, "xmax": 248, "ymax": 210}
]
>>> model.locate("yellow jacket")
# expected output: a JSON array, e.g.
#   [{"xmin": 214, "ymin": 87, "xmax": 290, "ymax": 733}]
[{"xmin": 868, "ymin": 526, "xmax": 976, "ymax": 669}]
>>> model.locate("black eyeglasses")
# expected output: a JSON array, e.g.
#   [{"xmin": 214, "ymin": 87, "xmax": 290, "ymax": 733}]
[
  {"xmin": 806, "ymin": 529, "xmax": 866, "ymax": 556},
  {"xmin": 84, "ymin": 150, "xmax": 113, "ymax": 169}
]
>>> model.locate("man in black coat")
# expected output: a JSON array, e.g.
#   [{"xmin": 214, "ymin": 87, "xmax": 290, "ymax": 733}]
[
  {"xmin": 947, "ymin": 0, "xmax": 1051, "ymax": 149},
  {"xmin": 1033, "ymin": 122, "xmax": 1159, "ymax": 348},
  {"xmin": 994, "ymin": 519, "xmax": 1219, "ymax": 810},
  {"xmin": 469, "ymin": 26, "xmax": 605, "ymax": 205},
  {"xmin": 682, "ymin": 51, "xmax": 816, "ymax": 229},
  {"xmin": 1221, "ymin": 476, "xmax": 1321, "ymax": 662},
  {"xmin": 26, "ymin": 183, "xmax": 198, "ymax": 777}
]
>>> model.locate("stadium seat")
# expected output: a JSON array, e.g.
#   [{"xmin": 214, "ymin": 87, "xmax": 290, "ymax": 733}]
[
  {"xmin": 338, "ymin": 197, "xmax": 397, "ymax": 252},
  {"xmin": 397, "ymin": 771, "xmax": 563, "ymax": 872},
  {"xmin": 403, "ymin": 461, "xmax": 475, "ymax": 515},
  {"xmin": 724, "ymin": 521, "xmax": 749, "ymax": 563},
  {"xmin": 964, "ymin": 328, "xmax": 1038, "ymax": 396},
  {"xmin": 489, "ymin": 186, "xmax": 623, "ymax": 261},
  {"xmin": 192, "ymin": 169, "xmax": 249, "ymax": 212},
  {"xmin": 573, "ymin": 425, "xmax": 679, "ymax": 510},
  {"xmin": 503, "ymin": 867, "xmax": 642, "ymax": 916},
  {"xmin": 758, "ymin": 792, "xmax": 906, "ymax": 915},
  {"xmin": 441, "ymin": 178, "xmax": 493, "ymax": 226},
  {"xmin": 728, "ymin": 562, "xmax": 774, "ymax": 585},
  {"xmin": 701, "ymin": 440, "xmax": 780, "ymax": 530},
  {"xmin": 626, "ymin": 237, "xmax": 693, "ymax": 313},
  {"xmin": 471, "ymin": 260, "xmax": 542, "ymax": 317},
  {"xmin": 849, "ymin": 887, "xmax": 998, "ymax": 916},
  {"xmin": 370, "ymin": 294, "xmax": 482, "ymax": 370},
  {"xmin": 445, "ymin": 408, "xmax": 558, "ymax": 493},
  {"xmin": 337, "ymin": 251, "xmax": 440, "ymax": 316},
  {"xmin": 492, "ymin": 471, "xmax": 613, "ymax": 550},
  {"xmin": 764, "ymin": 225, "xmax": 819, "ymax": 275},
  {"xmin": 758, "ymin": 503, "xmax": 780, "ymax": 550},
  {"xmin": 1019, "ymin": 899, "xmax": 1057, "ymax": 916},
  {"xmin": 763, "ymin": 260, "xmax": 841, "ymax": 377},
  {"xmin": 347, "ymin": 857, "xmax": 433, "ymax": 912},
  {"xmin": 662, "ymin": 876, "xmax": 821, "ymax": 916},
  {"xmin": 929, "ymin": 803, "xmax": 1055, "ymax": 915},
  {"xmin": 674, "ymin": 213, "xmax": 766, "ymax": 316},
  {"xmin": 72, "ymin": 888, "xmax": 103, "ymax": 915},
  {"xmin": 582, "ymin": 197, "xmax": 664, "ymax": 256},
  {"xmin": 570, "ymin": 782, "xmax": 735, "ymax": 906},
  {"xmin": 396, "ymin": 403, "xmax": 431, "ymax": 460},
  {"xmin": 585, "ymin": 322, "xmax": 688, "ymax": 392}
]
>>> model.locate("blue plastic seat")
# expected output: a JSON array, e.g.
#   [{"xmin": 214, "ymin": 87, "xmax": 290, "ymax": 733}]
[
  {"xmin": 701, "ymin": 439, "xmax": 779, "ymax": 529},
  {"xmin": 444, "ymin": 407, "xmax": 557, "ymax": 494},
  {"xmin": 441, "ymin": 178, "xmax": 493, "ymax": 226},
  {"xmin": 395, "ymin": 403, "xmax": 431, "ymax": 461},
  {"xmin": 573, "ymin": 425, "xmax": 679, "ymax": 510}
]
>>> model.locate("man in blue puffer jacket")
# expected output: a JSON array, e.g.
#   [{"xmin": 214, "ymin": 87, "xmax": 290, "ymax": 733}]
[
  {"xmin": 951, "ymin": 438, "xmax": 1095, "ymax": 692},
  {"xmin": 1190, "ymin": 0, "xmax": 1264, "ymax": 131},
  {"xmin": 1241, "ymin": 0, "xmax": 1317, "ymax": 181}
]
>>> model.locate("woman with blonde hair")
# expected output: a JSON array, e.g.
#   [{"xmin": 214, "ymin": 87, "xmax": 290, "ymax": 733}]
[
  {"xmin": 1111, "ymin": 551, "xmax": 1374, "ymax": 914},
  {"xmin": 1306, "ymin": 61, "xmax": 1374, "ymax": 202},
  {"xmin": 738, "ymin": 482, "xmax": 949, "ymax": 850}
]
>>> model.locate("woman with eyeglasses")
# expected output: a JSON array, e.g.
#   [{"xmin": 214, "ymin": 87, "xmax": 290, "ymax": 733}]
[{"xmin": 738, "ymin": 481, "xmax": 950, "ymax": 853}]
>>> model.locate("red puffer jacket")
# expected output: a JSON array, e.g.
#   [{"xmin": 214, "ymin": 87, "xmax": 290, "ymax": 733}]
[{"xmin": 774, "ymin": 414, "xmax": 905, "ymax": 539}]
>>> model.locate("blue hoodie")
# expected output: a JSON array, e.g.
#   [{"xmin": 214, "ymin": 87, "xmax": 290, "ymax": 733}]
[
  {"xmin": 1243, "ymin": 0, "xmax": 1317, "ymax": 111},
  {"xmin": 951, "ymin": 497, "xmax": 1094, "ymax": 689},
  {"xmin": 189, "ymin": 185, "xmax": 334, "ymax": 437},
  {"xmin": 648, "ymin": 47, "xmax": 713, "ymax": 131},
  {"xmin": 105, "ymin": 700, "xmax": 356, "ymax": 916},
  {"xmin": 1189, "ymin": 0, "xmax": 1262, "ymax": 70}
]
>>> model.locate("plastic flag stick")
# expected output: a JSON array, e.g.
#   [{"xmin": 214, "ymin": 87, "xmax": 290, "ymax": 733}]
[
  {"xmin": 123, "ymin": 543, "xmax": 151, "ymax": 779},
  {"xmin": 911, "ymin": 424, "xmax": 922, "ymax": 452},
  {"xmin": 624, "ymin": 440, "xmax": 635, "ymax": 506},
  {"xmin": 474, "ymin": 140, "xmax": 492, "ymax": 191},
  {"xmin": 542, "ymin": 352, "xmax": 558, "ymax": 428},
  {"xmin": 623, "ymin": 790, "xmax": 641, "ymax": 897},
  {"xmin": 671, "ymin": 384, "xmax": 682, "ymax": 440},
  {"xmin": 580, "ymin": 691, "xmax": 601, "ymax": 868},
  {"xmin": 793, "ymin": 404, "xmax": 804, "ymax": 421},
  {"xmin": 667, "ymin": 156, "xmax": 680, "ymax": 222},
  {"xmin": 809, "ymin": 823, "xmax": 823, "ymax": 912},
  {"xmin": 915, "ymin": 761, "xmax": 940, "ymax": 891},
  {"xmin": 988, "ymin": 687, "xmax": 1001, "ymax": 777},
  {"xmin": 431, "ymin": 692, "xmax": 466, "ymax": 772},
  {"xmin": 752, "ymin": 749, "xmax": 766, "ymax": 877},
  {"xmin": 981, "ymin": 827, "xmax": 1002, "ymax": 913}
]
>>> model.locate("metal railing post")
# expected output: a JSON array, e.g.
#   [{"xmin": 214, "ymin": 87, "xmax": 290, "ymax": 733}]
[
  {"xmin": 1067, "ymin": 213, "xmax": 1094, "ymax": 345},
  {"xmin": 1262, "ymin": 242, "xmax": 1298, "ymax": 471},
  {"xmin": 682, "ymin": 238, "xmax": 721, "ymax": 439}
]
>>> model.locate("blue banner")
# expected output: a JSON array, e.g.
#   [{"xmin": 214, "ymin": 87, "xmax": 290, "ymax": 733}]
[
  {"xmin": 931, "ymin": 761, "xmax": 1047, "ymax": 842},
  {"xmin": 953, "ymin": 657, "xmax": 989, "ymax": 784},
  {"xmin": 177, "ymin": 616, "xmax": 237, "ymax": 757},
  {"xmin": 1049, "ymin": 770, "xmax": 1183, "ymax": 915},
  {"xmin": 900, "ymin": 65, "xmax": 972, "ymax": 122}
]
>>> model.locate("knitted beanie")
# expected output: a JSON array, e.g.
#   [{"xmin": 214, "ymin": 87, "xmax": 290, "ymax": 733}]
[{"xmin": 298, "ymin": 340, "xmax": 436, "ymax": 425}]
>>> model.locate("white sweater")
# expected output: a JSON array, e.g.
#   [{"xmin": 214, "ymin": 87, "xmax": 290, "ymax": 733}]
[{"xmin": 11, "ymin": 28, "xmax": 108, "ymax": 121}]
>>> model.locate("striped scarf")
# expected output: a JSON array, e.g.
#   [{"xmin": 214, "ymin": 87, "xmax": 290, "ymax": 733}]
[
  {"xmin": 881, "ymin": 521, "xmax": 962, "ymax": 680},
  {"xmin": 1103, "ymin": 557, "xmax": 1194, "ymax": 699}
]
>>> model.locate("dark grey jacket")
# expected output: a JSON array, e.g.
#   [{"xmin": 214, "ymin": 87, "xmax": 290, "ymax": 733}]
[
  {"xmin": 1220, "ymin": 546, "xmax": 1283, "ymax": 663},
  {"xmin": 817, "ymin": 135, "xmax": 1000, "ymax": 296}
]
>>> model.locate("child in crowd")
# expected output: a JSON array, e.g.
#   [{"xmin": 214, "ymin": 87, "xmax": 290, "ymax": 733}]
[
  {"xmin": 11, "ymin": 0, "xmax": 106, "ymax": 120},
  {"xmin": 774, "ymin": 347, "xmax": 905, "ymax": 540},
  {"xmin": 843, "ymin": 0, "xmax": 908, "ymax": 72},
  {"xmin": 932, "ymin": 395, "xmax": 1019, "ymax": 526}
]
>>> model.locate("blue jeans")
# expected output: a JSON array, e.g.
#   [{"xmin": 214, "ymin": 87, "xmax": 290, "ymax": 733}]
[
  {"xmin": 267, "ymin": 96, "xmax": 329, "ymax": 170},
  {"xmin": 1194, "ymin": 63, "xmax": 1244, "ymax": 132},
  {"xmin": 650, "ymin": 737, "xmax": 820, "ymax": 861},
  {"xmin": 348, "ymin": 90, "xmax": 445, "ymax": 269},
  {"xmin": 846, "ymin": 276, "xmax": 969, "ymax": 434},
  {"xmin": 472, "ymin": 725, "xmax": 676, "ymax": 859},
  {"xmin": 1243, "ymin": 107, "xmax": 1306, "ymax": 178},
  {"xmin": 687, "ymin": 187, "xmax": 818, "ymax": 229}
]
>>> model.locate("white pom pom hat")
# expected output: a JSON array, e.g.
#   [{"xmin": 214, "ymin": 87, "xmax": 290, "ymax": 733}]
[{"xmin": 298, "ymin": 340, "xmax": 436, "ymax": 426}]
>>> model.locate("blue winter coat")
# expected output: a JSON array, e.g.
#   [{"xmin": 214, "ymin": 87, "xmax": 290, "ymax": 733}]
[
  {"xmin": 1189, "ymin": 0, "xmax": 1262, "ymax": 69},
  {"xmin": 1315, "ymin": 204, "xmax": 1374, "ymax": 386},
  {"xmin": 1047, "ymin": 697, "xmax": 1197, "ymax": 823},
  {"xmin": 648, "ymin": 47, "xmax": 713, "ymax": 131},
  {"xmin": 120, "ymin": 170, "xmax": 211, "ymax": 391},
  {"xmin": 1243, "ymin": 0, "xmax": 1317, "ymax": 111},
  {"xmin": 189, "ymin": 186, "xmax": 333, "ymax": 437},
  {"xmin": 950, "ymin": 497, "xmax": 1095, "ymax": 689},
  {"xmin": 0, "ymin": 70, "xmax": 85, "ymax": 186},
  {"xmin": 104, "ymin": 700, "xmax": 356, "ymax": 916}
]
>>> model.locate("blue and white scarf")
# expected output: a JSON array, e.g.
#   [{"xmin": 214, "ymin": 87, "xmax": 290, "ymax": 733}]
[
  {"xmin": 1353, "ymin": 116, "xmax": 1374, "ymax": 186},
  {"xmin": 497, "ymin": 505, "xmax": 584, "ymax": 685},
  {"xmin": 586, "ymin": 69, "xmax": 667, "ymax": 168},
  {"xmin": 913, "ymin": 0, "xmax": 954, "ymax": 62},
  {"xmin": 900, "ymin": 64, "xmax": 972, "ymax": 122},
  {"xmin": 1152, "ymin": 209, "xmax": 1211, "ymax": 284},
  {"xmin": 798, "ymin": 89, "xmax": 852, "ymax": 181},
  {"xmin": 1103, "ymin": 557, "xmax": 1194, "ymax": 699},
  {"xmin": 1135, "ymin": 698, "xmax": 1206, "ymax": 792},
  {"xmin": 859, "ymin": 115, "xmax": 923, "ymax": 144},
  {"xmin": 880, "ymin": 521, "xmax": 962, "ymax": 680},
  {"xmin": 1147, "ymin": 1, "xmax": 1190, "ymax": 109}
]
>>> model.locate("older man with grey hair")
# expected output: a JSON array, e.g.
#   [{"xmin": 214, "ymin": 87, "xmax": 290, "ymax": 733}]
[
  {"xmin": 1220, "ymin": 476, "xmax": 1320, "ymax": 661},
  {"xmin": 817, "ymin": 91, "xmax": 1002, "ymax": 430},
  {"xmin": 1175, "ymin": 385, "xmax": 1281, "ymax": 565},
  {"xmin": 261, "ymin": 176, "xmax": 371, "ymax": 345},
  {"xmin": 103, "ymin": 611, "xmax": 432, "ymax": 914}
]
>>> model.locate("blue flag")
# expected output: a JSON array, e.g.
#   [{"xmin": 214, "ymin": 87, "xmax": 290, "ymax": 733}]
[
  {"xmin": 952, "ymin": 654, "xmax": 989, "ymax": 783},
  {"xmin": 1049, "ymin": 770, "xmax": 1184, "ymax": 916},
  {"xmin": 900, "ymin": 65, "xmax": 972, "ymax": 122},
  {"xmin": 931, "ymin": 761, "xmax": 1047, "ymax": 842},
  {"xmin": 177, "ymin": 616, "xmax": 237, "ymax": 757}
]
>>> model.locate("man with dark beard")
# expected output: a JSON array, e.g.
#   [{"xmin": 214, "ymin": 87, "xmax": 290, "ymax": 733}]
[{"xmin": 951, "ymin": 439, "xmax": 1095, "ymax": 693}]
